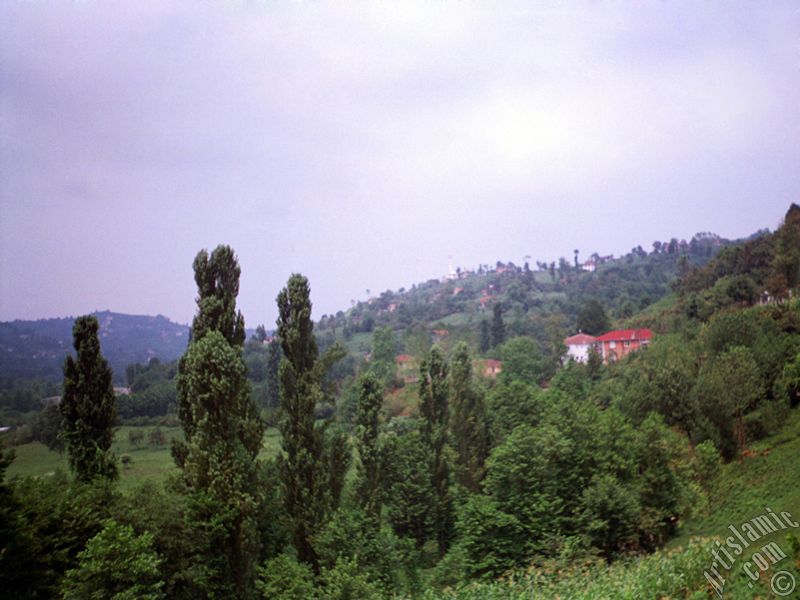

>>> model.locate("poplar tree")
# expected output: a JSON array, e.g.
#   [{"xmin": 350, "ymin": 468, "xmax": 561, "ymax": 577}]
[
  {"xmin": 276, "ymin": 274, "xmax": 327, "ymax": 571},
  {"xmin": 419, "ymin": 345, "xmax": 454, "ymax": 557},
  {"xmin": 173, "ymin": 245, "xmax": 264, "ymax": 598},
  {"xmin": 449, "ymin": 343, "xmax": 488, "ymax": 492},
  {"xmin": 491, "ymin": 304, "xmax": 506, "ymax": 348},
  {"xmin": 354, "ymin": 372, "xmax": 383, "ymax": 523},
  {"xmin": 61, "ymin": 315, "xmax": 118, "ymax": 483}
]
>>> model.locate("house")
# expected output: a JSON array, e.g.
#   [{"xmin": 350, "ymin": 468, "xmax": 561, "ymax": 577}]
[
  {"xmin": 594, "ymin": 329, "xmax": 652, "ymax": 363},
  {"xmin": 482, "ymin": 359, "xmax": 503, "ymax": 378},
  {"xmin": 432, "ymin": 329, "xmax": 449, "ymax": 343},
  {"xmin": 563, "ymin": 332, "xmax": 597, "ymax": 363}
]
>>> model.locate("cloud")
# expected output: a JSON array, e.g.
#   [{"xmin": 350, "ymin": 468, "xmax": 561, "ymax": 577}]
[{"xmin": 1, "ymin": 1, "xmax": 798, "ymax": 323}]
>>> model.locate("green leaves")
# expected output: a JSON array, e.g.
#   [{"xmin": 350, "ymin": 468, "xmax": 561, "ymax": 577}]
[
  {"xmin": 61, "ymin": 519, "xmax": 164, "ymax": 600},
  {"xmin": 61, "ymin": 315, "xmax": 118, "ymax": 483}
]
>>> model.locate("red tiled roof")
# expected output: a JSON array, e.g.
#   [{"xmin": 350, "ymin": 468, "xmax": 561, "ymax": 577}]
[
  {"xmin": 594, "ymin": 329, "xmax": 653, "ymax": 342},
  {"xmin": 484, "ymin": 359, "xmax": 502, "ymax": 368},
  {"xmin": 396, "ymin": 354, "xmax": 414, "ymax": 363},
  {"xmin": 564, "ymin": 333, "xmax": 597, "ymax": 345}
]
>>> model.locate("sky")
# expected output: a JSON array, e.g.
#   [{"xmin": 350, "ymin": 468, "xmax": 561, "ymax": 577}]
[{"xmin": 1, "ymin": 1, "xmax": 799, "ymax": 327}]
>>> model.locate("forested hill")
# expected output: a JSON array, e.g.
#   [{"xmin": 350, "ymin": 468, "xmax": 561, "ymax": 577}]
[
  {"xmin": 0, "ymin": 311, "xmax": 189, "ymax": 383},
  {"xmin": 316, "ymin": 230, "xmax": 733, "ymax": 357}
]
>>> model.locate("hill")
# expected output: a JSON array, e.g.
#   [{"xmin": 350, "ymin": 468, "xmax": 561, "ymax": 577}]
[{"xmin": 0, "ymin": 311, "xmax": 189, "ymax": 384}]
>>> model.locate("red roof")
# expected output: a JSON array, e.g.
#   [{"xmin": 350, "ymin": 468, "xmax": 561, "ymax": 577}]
[
  {"xmin": 396, "ymin": 354, "xmax": 414, "ymax": 363},
  {"xmin": 564, "ymin": 333, "xmax": 597, "ymax": 345},
  {"xmin": 484, "ymin": 359, "xmax": 502, "ymax": 368},
  {"xmin": 594, "ymin": 329, "xmax": 653, "ymax": 342}
]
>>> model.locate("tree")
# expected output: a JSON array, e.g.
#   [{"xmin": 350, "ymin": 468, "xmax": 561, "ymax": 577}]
[
  {"xmin": 276, "ymin": 274, "xmax": 347, "ymax": 571},
  {"xmin": 490, "ymin": 304, "xmax": 505, "ymax": 348},
  {"xmin": 695, "ymin": 346, "xmax": 762, "ymax": 458},
  {"xmin": 478, "ymin": 320, "xmax": 491, "ymax": 354},
  {"xmin": 449, "ymin": 343, "xmax": 488, "ymax": 492},
  {"xmin": 576, "ymin": 299, "xmax": 610, "ymax": 335},
  {"xmin": 499, "ymin": 337, "xmax": 545, "ymax": 386},
  {"xmin": 354, "ymin": 373, "xmax": 383, "ymax": 523},
  {"xmin": 368, "ymin": 327, "xmax": 396, "ymax": 387},
  {"xmin": 383, "ymin": 431, "xmax": 436, "ymax": 548},
  {"xmin": 61, "ymin": 519, "xmax": 165, "ymax": 600},
  {"xmin": 61, "ymin": 315, "xmax": 118, "ymax": 483},
  {"xmin": 173, "ymin": 245, "xmax": 264, "ymax": 598},
  {"xmin": 419, "ymin": 346, "xmax": 454, "ymax": 557},
  {"xmin": 264, "ymin": 339, "xmax": 282, "ymax": 409}
]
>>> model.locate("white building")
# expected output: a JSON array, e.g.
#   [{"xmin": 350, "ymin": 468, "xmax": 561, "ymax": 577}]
[{"xmin": 564, "ymin": 332, "xmax": 598, "ymax": 363}]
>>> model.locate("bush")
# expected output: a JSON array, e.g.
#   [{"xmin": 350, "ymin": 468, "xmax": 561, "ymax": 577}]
[{"xmin": 256, "ymin": 554, "xmax": 316, "ymax": 600}]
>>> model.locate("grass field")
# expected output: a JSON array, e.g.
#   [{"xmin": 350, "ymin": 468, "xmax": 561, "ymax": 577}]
[
  {"xmin": 5, "ymin": 425, "xmax": 283, "ymax": 491},
  {"xmin": 669, "ymin": 408, "xmax": 800, "ymax": 550}
]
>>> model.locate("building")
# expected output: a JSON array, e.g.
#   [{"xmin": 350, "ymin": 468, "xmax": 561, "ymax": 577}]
[
  {"xmin": 563, "ymin": 332, "xmax": 597, "ymax": 363},
  {"xmin": 594, "ymin": 329, "xmax": 652, "ymax": 363},
  {"xmin": 482, "ymin": 359, "xmax": 503, "ymax": 378}
]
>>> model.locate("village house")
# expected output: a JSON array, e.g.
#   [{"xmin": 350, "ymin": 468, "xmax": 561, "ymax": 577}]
[
  {"xmin": 482, "ymin": 358, "xmax": 502, "ymax": 378},
  {"xmin": 563, "ymin": 332, "xmax": 597, "ymax": 363},
  {"xmin": 594, "ymin": 328, "xmax": 652, "ymax": 363}
]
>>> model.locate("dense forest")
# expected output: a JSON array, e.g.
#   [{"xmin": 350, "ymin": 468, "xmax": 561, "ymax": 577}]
[{"xmin": 1, "ymin": 205, "xmax": 800, "ymax": 598}]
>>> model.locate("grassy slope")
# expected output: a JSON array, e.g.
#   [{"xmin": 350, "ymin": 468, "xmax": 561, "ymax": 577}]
[
  {"xmin": 6, "ymin": 425, "xmax": 282, "ymax": 491},
  {"xmin": 671, "ymin": 408, "xmax": 800, "ymax": 550}
]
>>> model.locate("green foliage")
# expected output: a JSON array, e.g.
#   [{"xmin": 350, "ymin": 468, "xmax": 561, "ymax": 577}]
[
  {"xmin": 9, "ymin": 474, "xmax": 118, "ymax": 598},
  {"xmin": 256, "ymin": 554, "xmax": 316, "ymax": 600},
  {"xmin": 277, "ymin": 273, "xmax": 347, "ymax": 570},
  {"xmin": 60, "ymin": 519, "xmax": 164, "ymax": 600},
  {"xmin": 0, "ymin": 445, "xmax": 37, "ymax": 597},
  {"xmin": 419, "ymin": 346, "xmax": 454, "ymax": 557},
  {"xmin": 478, "ymin": 320, "xmax": 491, "ymax": 354},
  {"xmin": 317, "ymin": 557, "xmax": 385, "ymax": 600},
  {"xmin": 452, "ymin": 494, "xmax": 528, "ymax": 579},
  {"xmin": 61, "ymin": 315, "xmax": 118, "ymax": 483},
  {"xmin": 173, "ymin": 245, "xmax": 264, "ymax": 598},
  {"xmin": 498, "ymin": 336, "xmax": 544, "ymax": 386},
  {"xmin": 369, "ymin": 327, "xmax": 397, "ymax": 387},
  {"xmin": 490, "ymin": 304, "xmax": 505, "ymax": 348},
  {"xmin": 189, "ymin": 246, "xmax": 246, "ymax": 346},
  {"xmin": 694, "ymin": 346, "xmax": 762, "ymax": 457},
  {"xmin": 576, "ymin": 299, "xmax": 609, "ymax": 335},
  {"xmin": 314, "ymin": 507, "xmax": 417, "ymax": 595},
  {"xmin": 382, "ymin": 430, "xmax": 436, "ymax": 548},
  {"xmin": 485, "ymin": 380, "xmax": 542, "ymax": 444},
  {"xmin": 448, "ymin": 343, "xmax": 488, "ymax": 492},
  {"xmin": 355, "ymin": 372, "xmax": 384, "ymax": 521}
]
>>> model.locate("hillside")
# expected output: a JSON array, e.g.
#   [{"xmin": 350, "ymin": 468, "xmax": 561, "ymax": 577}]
[
  {"xmin": 0, "ymin": 311, "xmax": 189, "ymax": 383},
  {"xmin": 316, "ymin": 231, "xmax": 729, "ymax": 364}
]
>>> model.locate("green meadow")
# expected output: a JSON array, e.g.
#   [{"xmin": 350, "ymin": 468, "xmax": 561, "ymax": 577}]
[{"xmin": 6, "ymin": 425, "xmax": 283, "ymax": 492}]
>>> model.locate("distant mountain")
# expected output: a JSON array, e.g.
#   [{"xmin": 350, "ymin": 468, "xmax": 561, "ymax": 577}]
[{"xmin": 0, "ymin": 311, "xmax": 189, "ymax": 383}]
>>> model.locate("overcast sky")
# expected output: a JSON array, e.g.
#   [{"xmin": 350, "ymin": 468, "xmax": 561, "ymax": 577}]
[{"xmin": 1, "ymin": 1, "xmax": 799, "ymax": 327}]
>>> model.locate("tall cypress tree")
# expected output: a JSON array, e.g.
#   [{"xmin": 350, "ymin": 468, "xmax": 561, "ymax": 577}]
[
  {"xmin": 276, "ymin": 273, "xmax": 327, "ymax": 571},
  {"xmin": 61, "ymin": 315, "xmax": 118, "ymax": 483},
  {"xmin": 419, "ymin": 345, "xmax": 454, "ymax": 557},
  {"xmin": 449, "ymin": 342, "xmax": 489, "ymax": 493},
  {"xmin": 173, "ymin": 245, "xmax": 264, "ymax": 598}
]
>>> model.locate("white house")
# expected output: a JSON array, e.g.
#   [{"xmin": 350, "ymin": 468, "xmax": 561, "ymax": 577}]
[{"xmin": 564, "ymin": 332, "xmax": 597, "ymax": 363}]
